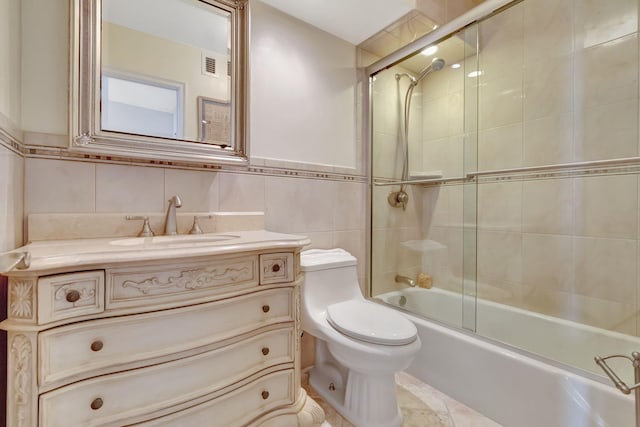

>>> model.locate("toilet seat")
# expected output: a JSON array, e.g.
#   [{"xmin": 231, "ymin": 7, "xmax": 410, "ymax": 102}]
[{"xmin": 326, "ymin": 300, "xmax": 417, "ymax": 346}]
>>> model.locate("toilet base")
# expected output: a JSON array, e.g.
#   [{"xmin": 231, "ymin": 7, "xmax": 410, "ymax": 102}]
[{"xmin": 309, "ymin": 364, "xmax": 403, "ymax": 427}]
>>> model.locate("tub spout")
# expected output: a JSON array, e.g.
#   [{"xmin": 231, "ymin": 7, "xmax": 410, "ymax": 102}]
[{"xmin": 395, "ymin": 274, "xmax": 416, "ymax": 287}]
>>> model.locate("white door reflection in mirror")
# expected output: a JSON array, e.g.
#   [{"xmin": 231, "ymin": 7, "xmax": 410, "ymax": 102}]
[
  {"xmin": 101, "ymin": 0, "xmax": 231, "ymax": 145},
  {"xmin": 101, "ymin": 73, "xmax": 183, "ymax": 139}
]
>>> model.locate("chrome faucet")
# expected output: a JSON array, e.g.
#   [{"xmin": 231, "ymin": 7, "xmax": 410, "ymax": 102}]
[{"xmin": 164, "ymin": 195, "xmax": 182, "ymax": 235}]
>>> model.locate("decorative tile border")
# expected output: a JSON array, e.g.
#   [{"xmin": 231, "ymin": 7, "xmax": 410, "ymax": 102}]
[
  {"xmin": 0, "ymin": 127, "xmax": 25, "ymax": 156},
  {"xmin": 251, "ymin": 156, "xmax": 362, "ymax": 176},
  {"xmin": 24, "ymin": 140, "xmax": 367, "ymax": 183},
  {"xmin": 247, "ymin": 164, "xmax": 364, "ymax": 182},
  {"xmin": 472, "ymin": 165, "xmax": 640, "ymax": 183},
  {"xmin": 374, "ymin": 164, "xmax": 640, "ymax": 189}
]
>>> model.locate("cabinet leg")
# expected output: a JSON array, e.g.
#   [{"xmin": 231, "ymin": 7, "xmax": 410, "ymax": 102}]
[
  {"xmin": 256, "ymin": 389, "xmax": 325, "ymax": 427},
  {"xmin": 296, "ymin": 389, "xmax": 325, "ymax": 427},
  {"xmin": 7, "ymin": 331, "xmax": 37, "ymax": 427}
]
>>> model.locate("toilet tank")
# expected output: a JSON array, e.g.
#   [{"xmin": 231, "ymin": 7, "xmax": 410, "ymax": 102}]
[{"xmin": 300, "ymin": 249, "xmax": 364, "ymax": 307}]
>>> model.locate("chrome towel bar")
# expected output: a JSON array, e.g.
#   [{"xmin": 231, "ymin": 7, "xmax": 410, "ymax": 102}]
[
  {"xmin": 467, "ymin": 156, "xmax": 640, "ymax": 178},
  {"xmin": 595, "ymin": 352, "xmax": 640, "ymax": 427},
  {"xmin": 374, "ymin": 157, "xmax": 640, "ymax": 187},
  {"xmin": 373, "ymin": 176, "xmax": 466, "ymax": 186}
]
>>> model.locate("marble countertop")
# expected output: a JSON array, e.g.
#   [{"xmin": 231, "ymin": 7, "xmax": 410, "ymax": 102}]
[{"xmin": 2, "ymin": 230, "xmax": 310, "ymax": 275}]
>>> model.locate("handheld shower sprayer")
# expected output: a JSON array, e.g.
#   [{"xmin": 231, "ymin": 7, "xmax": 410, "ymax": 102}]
[
  {"xmin": 411, "ymin": 58, "xmax": 446, "ymax": 86},
  {"xmin": 389, "ymin": 57, "xmax": 446, "ymax": 210}
]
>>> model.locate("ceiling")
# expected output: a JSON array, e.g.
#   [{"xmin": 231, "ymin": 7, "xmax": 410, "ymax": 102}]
[
  {"xmin": 103, "ymin": 0, "xmax": 230, "ymax": 53},
  {"xmin": 259, "ymin": 0, "xmax": 417, "ymax": 45},
  {"xmin": 256, "ymin": 0, "xmax": 461, "ymax": 74}
]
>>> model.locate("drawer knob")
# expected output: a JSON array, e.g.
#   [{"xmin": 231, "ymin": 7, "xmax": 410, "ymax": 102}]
[
  {"xmin": 271, "ymin": 264, "xmax": 281, "ymax": 273},
  {"xmin": 66, "ymin": 290, "xmax": 81, "ymax": 303},
  {"xmin": 90, "ymin": 398, "xmax": 103, "ymax": 410},
  {"xmin": 261, "ymin": 390, "xmax": 270, "ymax": 400},
  {"xmin": 262, "ymin": 305, "xmax": 270, "ymax": 313},
  {"xmin": 261, "ymin": 347, "xmax": 270, "ymax": 356},
  {"xmin": 91, "ymin": 340, "xmax": 104, "ymax": 352}
]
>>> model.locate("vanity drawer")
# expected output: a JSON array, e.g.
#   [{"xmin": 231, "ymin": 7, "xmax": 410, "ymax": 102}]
[
  {"xmin": 260, "ymin": 252, "xmax": 294, "ymax": 284},
  {"xmin": 132, "ymin": 369, "xmax": 295, "ymax": 427},
  {"xmin": 37, "ymin": 271, "xmax": 105, "ymax": 324},
  {"xmin": 106, "ymin": 254, "xmax": 259, "ymax": 310},
  {"xmin": 39, "ymin": 288, "xmax": 294, "ymax": 388},
  {"xmin": 39, "ymin": 327, "xmax": 295, "ymax": 427}
]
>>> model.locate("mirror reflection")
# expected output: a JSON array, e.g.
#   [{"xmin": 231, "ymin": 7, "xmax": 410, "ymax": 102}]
[{"xmin": 101, "ymin": 0, "xmax": 232, "ymax": 147}]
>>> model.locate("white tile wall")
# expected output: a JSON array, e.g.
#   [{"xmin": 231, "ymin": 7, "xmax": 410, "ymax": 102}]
[
  {"xmin": 574, "ymin": 99, "xmax": 639, "ymax": 161},
  {"xmin": 478, "ymin": 123, "xmax": 523, "ymax": 171},
  {"xmin": 521, "ymin": 234, "xmax": 573, "ymax": 292},
  {"xmin": 25, "ymin": 158, "xmax": 95, "ymax": 214},
  {"xmin": 218, "ymin": 173, "xmax": 264, "ymax": 212},
  {"xmin": 0, "ymin": 147, "xmax": 24, "ymax": 251},
  {"xmin": 477, "ymin": 182, "xmax": 522, "ymax": 232},
  {"xmin": 96, "ymin": 164, "xmax": 164, "ymax": 213},
  {"xmin": 574, "ymin": 175, "xmax": 638, "ymax": 239},
  {"xmin": 523, "ymin": 55, "xmax": 573, "ymax": 121},
  {"xmin": 165, "ymin": 169, "xmax": 219, "ymax": 212},
  {"xmin": 573, "ymin": 237, "xmax": 637, "ymax": 304},
  {"xmin": 573, "ymin": 0, "xmax": 637, "ymax": 49},
  {"xmin": 523, "ymin": 0, "xmax": 573, "ymax": 61},
  {"xmin": 523, "ymin": 114, "xmax": 573, "ymax": 166}
]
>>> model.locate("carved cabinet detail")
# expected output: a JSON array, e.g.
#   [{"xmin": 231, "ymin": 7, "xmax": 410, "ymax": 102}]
[
  {"xmin": 260, "ymin": 252, "xmax": 294, "ymax": 285},
  {"xmin": 1, "ymin": 239, "xmax": 324, "ymax": 427}
]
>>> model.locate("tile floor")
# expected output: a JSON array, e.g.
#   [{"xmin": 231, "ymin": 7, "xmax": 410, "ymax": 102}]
[{"xmin": 303, "ymin": 371, "xmax": 502, "ymax": 427}]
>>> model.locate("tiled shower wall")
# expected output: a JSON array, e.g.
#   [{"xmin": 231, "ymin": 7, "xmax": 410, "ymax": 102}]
[
  {"xmin": 366, "ymin": 0, "xmax": 486, "ymax": 298},
  {"xmin": 417, "ymin": 0, "xmax": 640, "ymax": 335},
  {"xmin": 370, "ymin": 63, "xmax": 430, "ymax": 293}
]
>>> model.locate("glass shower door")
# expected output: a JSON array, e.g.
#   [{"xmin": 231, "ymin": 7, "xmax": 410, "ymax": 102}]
[{"xmin": 369, "ymin": 26, "xmax": 479, "ymax": 332}]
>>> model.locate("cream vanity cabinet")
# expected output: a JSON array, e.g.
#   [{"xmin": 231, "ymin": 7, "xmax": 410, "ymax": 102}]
[{"xmin": 1, "ymin": 232, "xmax": 324, "ymax": 427}]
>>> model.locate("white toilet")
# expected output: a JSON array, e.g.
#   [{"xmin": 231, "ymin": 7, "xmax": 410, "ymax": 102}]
[{"xmin": 300, "ymin": 248, "xmax": 421, "ymax": 427}]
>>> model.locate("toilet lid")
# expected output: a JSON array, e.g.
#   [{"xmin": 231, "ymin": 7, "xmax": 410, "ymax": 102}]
[{"xmin": 326, "ymin": 300, "xmax": 418, "ymax": 346}]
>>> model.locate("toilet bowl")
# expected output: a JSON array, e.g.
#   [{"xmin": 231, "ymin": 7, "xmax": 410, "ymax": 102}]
[{"xmin": 300, "ymin": 248, "xmax": 421, "ymax": 427}]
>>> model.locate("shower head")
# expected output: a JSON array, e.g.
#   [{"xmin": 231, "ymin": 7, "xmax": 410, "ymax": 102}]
[
  {"xmin": 412, "ymin": 57, "xmax": 446, "ymax": 86},
  {"xmin": 431, "ymin": 57, "xmax": 446, "ymax": 71}
]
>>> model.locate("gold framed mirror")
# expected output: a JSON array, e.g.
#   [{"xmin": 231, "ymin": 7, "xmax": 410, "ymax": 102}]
[{"xmin": 70, "ymin": 0, "xmax": 248, "ymax": 165}]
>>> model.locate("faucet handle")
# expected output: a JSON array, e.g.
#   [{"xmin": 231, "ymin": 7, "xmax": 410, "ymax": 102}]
[
  {"xmin": 189, "ymin": 215, "xmax": 213, "ymax": 235},
  {"xmin": 126, "ymin": 216, "xmax": 155, "ymax": 237}
]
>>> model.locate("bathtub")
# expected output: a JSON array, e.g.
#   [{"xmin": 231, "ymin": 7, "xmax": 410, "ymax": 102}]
[{"xmin": 377, "ymin": 287, "xmax": 636, "ymax": 427}]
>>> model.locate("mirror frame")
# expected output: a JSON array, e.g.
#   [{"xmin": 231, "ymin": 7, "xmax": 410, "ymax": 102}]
[{"xmin": 70, "ymin": 0, "xmax": 249, "ymax": 165}]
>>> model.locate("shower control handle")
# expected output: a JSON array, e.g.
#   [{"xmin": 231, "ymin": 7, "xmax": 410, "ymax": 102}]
[{"xmin": 387, "ymin": 190, "xmax": 408, "ymax": 210}]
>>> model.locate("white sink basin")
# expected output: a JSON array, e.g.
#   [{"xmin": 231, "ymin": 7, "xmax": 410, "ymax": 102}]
[{"xmin": 110, "ymin": 234, "xmax": 239, "ymax": 248}]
